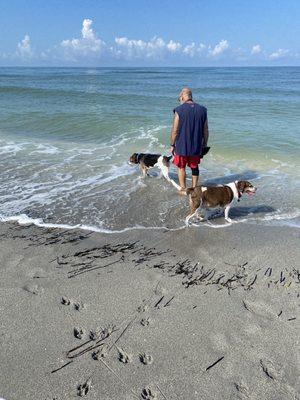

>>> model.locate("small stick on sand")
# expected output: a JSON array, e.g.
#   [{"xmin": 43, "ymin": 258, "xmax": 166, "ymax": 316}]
[
  {"xmin": 156, "ymin": 383, "xmax": 169, "ymax": 400},
  {"xmin": 51, "ymin": 360, "xmax": 73, "ymax": 374},
  {"xmin": 99, "ymin": 358, "xmax": 140, "ymax": 399},
  {"xmin": 164, "ymin": 296, "xmax": 175, "ymax": 307},
  {"xmin": 154, "ymin": 296, "xmax": 165, "ymax": 308},
  {"xmin": 205, "ymin": 356, "xmax": 224, "ymax": 371}
]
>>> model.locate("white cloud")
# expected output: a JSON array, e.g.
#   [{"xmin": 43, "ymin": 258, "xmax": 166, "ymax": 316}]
[
  {"xmin": 183, "ymin": 42, "xmax": 205, "ymax": 57},
  {"xmin": 2, "ymin": 20, "xmax": 298, "ymax": 66},
  {"xmin": 114, "ymin": 36, "xmax": 182, "ymax": 59},
  {"xmin": 269, "ymin": 48, "xmax": 289, "ymax": 60},
  {"xmin": 251, "ymin": 44, "xmax": 262, "ymax": 55},
  {"xmin": 61, "ymin": 19, "xmax": 106, "ymax": 56},
  {"xmin": 209, "ymin": 39, "xmax": 229, "ymax": 57},
  {"xmin": 166, "ymin": 40, "xmax": 182, "ymax": 52},
  {"xmin": 16, "ymin": 35, "xmax": 33, "ymax": 59}
]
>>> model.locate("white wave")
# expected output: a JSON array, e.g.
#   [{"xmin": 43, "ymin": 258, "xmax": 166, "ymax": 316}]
[
  {"xmin": 1, "ymin": 207, "xmax": 299, "ymax": 237},
  {"xmin": 0, "ymin": 214, "xmax": 186, "ymax": 234},
  {"xmin": 30, "ymin": 143, "xmax": 59, "ymax": 155},
  {"xmin": 0, "ymin": 162, "xmax": 136, "ymax": 215},
  {"xmin": 0, "ymin": 141, "xmax": 29, "ymax": 155}
]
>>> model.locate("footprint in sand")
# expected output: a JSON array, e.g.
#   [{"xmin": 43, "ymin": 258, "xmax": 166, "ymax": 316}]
[
  {"xmin": 89, "ymin": 330, "xmax": 100, "ymax": 341},
  {"xmin": 61, "ymin": 296, "xmax": 71, "ymax": 305},
  {"xmin": 74, "ymin": 327, "xmax": 85, "ymax": 339},
  {"xmin": 74, "ymin": 302, "xmax": 84, "ymax": 311},
  {"xmin": 140, "ymin": 318, "xmax": 150, "ymax": 326},
  {"xmin": 242, "ymin": 300, "xmax": 276, "ymax": 319},
  {"xmin": 138, "ymin": 304, "xmax": 148, "ymax": 313},
  {"xmin": 234, "ymin": 380, "xmax": 251, "ymax": 399},
  {"xmin": 139, "ymin": 353, "xmax": 153, "ymax": 365},
  {"xmin": 92, "ymin": 345, "xmax": 108, "ymax": 360},
  {"xmin": 22, "ymin": 282, "xmax": 43, "ymax": 295},
  {"xmin": 141, "ymin": 387, "xmax": 157, "ymax": 399},
  {"xmin": 77, "ymin": 378, "xmax": 91, "ymax": 397},
  {"xmin": 118, "ymin": 348, "xmax": 132, "ymax": 364}
]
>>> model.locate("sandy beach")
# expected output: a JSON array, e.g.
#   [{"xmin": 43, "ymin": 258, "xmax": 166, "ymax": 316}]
[{"xmin": 0, "ymin": 221, "xmax": 299, "ymax": 399}]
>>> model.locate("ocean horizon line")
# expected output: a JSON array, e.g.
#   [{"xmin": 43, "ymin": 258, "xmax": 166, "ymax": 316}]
[{"xmin": 1, "ymin": 65, "xmax": 300, "ymax": 69}]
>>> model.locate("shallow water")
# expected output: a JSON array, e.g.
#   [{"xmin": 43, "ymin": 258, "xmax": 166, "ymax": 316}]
[{"xmin": 0, "ymin": 67, "xmax": 299, "ymax": 231}]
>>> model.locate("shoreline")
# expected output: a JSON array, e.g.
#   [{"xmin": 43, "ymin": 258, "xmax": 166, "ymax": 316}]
[
  {"xmin": 1, "ymin": 210, "xmax": 299, "ymax": 235},
  {"xmin": 0, "ymin": 221, "xmax": 299, "ymax": 399}
]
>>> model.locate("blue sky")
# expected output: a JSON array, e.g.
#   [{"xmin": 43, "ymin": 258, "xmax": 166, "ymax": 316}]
[{"xmin": 0, "ymin": 0, "xmax": 299, "ymax": 66}]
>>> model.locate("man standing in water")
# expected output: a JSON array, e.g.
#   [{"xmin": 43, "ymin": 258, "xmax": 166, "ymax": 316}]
[{"xmin": 170, "ymin": 87, "xmax": 209, "ymax": 190}]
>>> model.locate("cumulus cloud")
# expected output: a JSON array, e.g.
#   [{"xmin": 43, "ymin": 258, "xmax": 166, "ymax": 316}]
[
  {"xmin": 16, "ymin": 35, "xmax": 33, "ymax": 59},
  {"xmin": 61, "ymin": 19, "xmax": 106, "ymax": 57},
  {"xmin": 209, "ymin": 39, "xmax": 229, "ymax": 57},
  {"xmin": 183, "ymin": 42, "xmax": 205, "ymax": 57},
  {"xmin": 2, "ymin": 18, "xmax": 298, "ymax": 66},
  {"xmin": 114, "ymin": 36, "xmax": 183, "ymax": 59},
  {"xmin": 269, "ymin": 48, "xmax": 289, "ymax": 60},
  {"xmin": 251, "ymin": 44, "xmax": 262, "ymax": 55},
  {"xmin": 166, "ymin": 40, "xmax": 182, "ymax": 52}
]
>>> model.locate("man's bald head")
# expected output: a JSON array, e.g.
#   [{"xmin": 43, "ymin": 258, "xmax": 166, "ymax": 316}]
[{"xmin": 179, "ymin": 87, "xmax": 193, "ymax": 103}]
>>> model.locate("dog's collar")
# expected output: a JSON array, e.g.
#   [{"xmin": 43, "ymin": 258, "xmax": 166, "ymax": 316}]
[
  {"xmin": 135, "ymin": 153, "xmax": 142, "ymax": 163},
  {"xmin": 225, "ymin": 181, "xmax": 241, "ymax": 201}
]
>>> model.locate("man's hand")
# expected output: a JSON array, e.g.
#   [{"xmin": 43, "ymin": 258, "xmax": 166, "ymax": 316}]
[
  {"xmin": 203, "ymin": 118, "xmax": 209, "ymax": 147},
  {"xmin": 170, "ymin": 112, "xmax": 180, "ymax": 148},
  {"xmin": 169, "ymin": 145, "xmax": 175, "ymax": 155}
]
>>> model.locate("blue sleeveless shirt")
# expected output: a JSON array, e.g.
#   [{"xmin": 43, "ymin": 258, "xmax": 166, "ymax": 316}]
[{"xmin": 173, "ymin": 102, "xmax": 207, "ymax": 156}]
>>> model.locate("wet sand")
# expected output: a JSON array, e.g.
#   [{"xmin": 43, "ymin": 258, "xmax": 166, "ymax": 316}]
[{"xmin": 0, "ymin": 222, "xmax": 299, "ymax": 399}]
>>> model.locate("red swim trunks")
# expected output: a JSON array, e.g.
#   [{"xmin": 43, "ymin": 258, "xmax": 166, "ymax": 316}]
[{"xmin": 172, "ymin": 155, "xmax": 201, "ymax": 169}]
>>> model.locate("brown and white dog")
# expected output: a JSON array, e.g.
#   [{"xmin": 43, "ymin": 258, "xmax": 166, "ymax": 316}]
[{"xmin": 185, "ymin": 180, "xmax": 256, "ymax": 225}]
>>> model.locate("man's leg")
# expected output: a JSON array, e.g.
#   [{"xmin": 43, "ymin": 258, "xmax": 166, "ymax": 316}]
[
  {"xmin": 191, "ymin": 166, "xmax": 199, "ymax": 187},
  {"xmin": 178, "ymin": 168, "xmax": 186, "ymax": 189}
]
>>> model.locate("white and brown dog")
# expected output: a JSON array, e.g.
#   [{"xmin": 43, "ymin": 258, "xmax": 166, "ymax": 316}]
[
  {"xmin": 129, "ymin": 153, "xmax": 181, "ymax": 190},
  {"xmin": 185, "ymin": 180, "xmax": 257, "ymax": 225}
]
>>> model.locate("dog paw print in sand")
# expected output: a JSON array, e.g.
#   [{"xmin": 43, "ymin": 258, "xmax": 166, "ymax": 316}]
[
  {"xmin": 141, "ymin": 387, "xmax": 157, "ymax": 399},
  {"xmin": 61, "ymin": 296, "xmax": 84, "ymax": 310},
  {"xmin": 74, "ymin": 301, "xmax": 84, "ymax": 311},
  {"xmin": 139, "ymin": 353, "xmax": 153, "ymax": 365},
  {"xmin": 22, "ymin": 282, "xmax": 43, "ymax": 295},
  {"xmin": 77, "ymin": 378, "xmax": 91, "ymax": 397},
  {"xmin": 89, "ymin": 329, "xmax": 100, "ymax": 341},
  {"xmin": 74, "ymin": 327, "xmax": 85, "ymax": 339},
  {"xmin": 61, "ymin": 296, "xmax": 71, "ymax": 305},
  {"xmin": 92, "ymin": 345, "xmax": 108, "ymax": 361},
  {"xmin": 140, "ymin": 318, "xmax": 150, "ymax": 327},
  {"xmin": 118, "ymin": 347, "xmax": 132, "ymax": 364},
  {"xmin": 234, "ymin": 380, "xmax": 251, "ymax": 399}
]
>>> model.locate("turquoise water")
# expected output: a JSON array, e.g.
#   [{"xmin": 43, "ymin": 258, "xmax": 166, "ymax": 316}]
[{"xmin": 0, "ymin": 67, "xmax": 299, "ymax": 230}]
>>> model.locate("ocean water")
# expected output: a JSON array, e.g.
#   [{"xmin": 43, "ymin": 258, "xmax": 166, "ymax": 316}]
[{"xmin": 0, "ymin": 67, "xmax": 299, "ymax": 231}]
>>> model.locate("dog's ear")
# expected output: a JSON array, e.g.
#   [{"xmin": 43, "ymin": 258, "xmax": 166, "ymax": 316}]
[{"xmin": 237, "ymin": 181, "xmax": 247, "ymax": 193}]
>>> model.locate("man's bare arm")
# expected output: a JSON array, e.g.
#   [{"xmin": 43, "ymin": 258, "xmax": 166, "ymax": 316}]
[
  {"xmin": 170, "ymin": 112, "xmax": 180, "ymax": 146},
  {"xmin": 203, "ymin": 118, "xmax": 209, "ymax": 147}
]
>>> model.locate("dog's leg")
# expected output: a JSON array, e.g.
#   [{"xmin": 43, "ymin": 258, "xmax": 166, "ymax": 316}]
[
  {"xmin": 186, "ymin": 198, "xmax": 202, "ymax": 226},
  {"xmin": 140, "ymin": 164, "xmax": 147, "ymax": 178},
  {"xmin": 224, "ymin": 205, "xmax": 232, "ymax": 222},
  {"xmin": 185, "ymin": 211, "xmax": 198, "ymax": 226},
  {"xmin": 196, "ymin": 208, "xmax": 205, "ymax": 220},
  {"xmin": 142, "ymin": 168, "xmax": 147, "ymax": 178}
]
